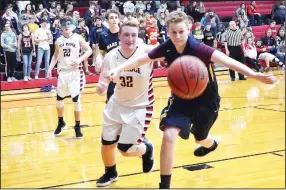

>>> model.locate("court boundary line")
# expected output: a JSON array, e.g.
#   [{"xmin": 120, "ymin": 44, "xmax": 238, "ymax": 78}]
[
  {"xmin": 2, "ymin": 103, "xmax": 284, "ymax": 138},
  {"xmin": 39, "ymin": 149, "xmax": 285, "ymax": 189}
]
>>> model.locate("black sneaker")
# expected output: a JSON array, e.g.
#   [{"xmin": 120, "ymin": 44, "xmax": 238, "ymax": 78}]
[
  {"xmin": 75, "ymin": 127, "xmax": 83, "ymax": 139},
  {"xmin": 96, "ymin": 171, "xmax": 118, "ymax": 187},
  {"xmin": 142, "ymin": 140, "xmax": 155, "ymax": 173},
  {"xmin": 194, "ymin": 137, "xmax": 220, "ymax": 157},
  {"xmin": 54, "ymin": 121, "xmax": 66, "ymax": 136}
]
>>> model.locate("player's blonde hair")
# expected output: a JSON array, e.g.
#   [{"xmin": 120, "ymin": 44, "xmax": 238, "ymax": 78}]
[
  {"xmin": 119, "ymin": 20, "xmax": 139, "ymax": 34},
  {"xmin": 166, "ymin": 10, "xmax": 189, "ymax": 28}
]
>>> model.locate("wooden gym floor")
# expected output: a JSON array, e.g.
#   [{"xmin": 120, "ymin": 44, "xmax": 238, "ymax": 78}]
[{"xmin": 1, "ymin": 71, "xmax": 285, "ymax": 188}]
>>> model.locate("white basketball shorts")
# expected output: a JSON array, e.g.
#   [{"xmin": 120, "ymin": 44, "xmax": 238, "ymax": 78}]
[
  {"xmin": 102, "ymin": 96, "xmax": 153, "ymax": 144},
  {"xmin": 57, "ymin": 68, "xmax": 85, "ymax": 99}
]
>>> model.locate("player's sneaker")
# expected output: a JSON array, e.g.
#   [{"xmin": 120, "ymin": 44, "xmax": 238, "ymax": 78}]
[
  {"xmin": 75, "ymin": 126, "xmax": 83, "ymax": 139},
  {"xmin": 194, "ymin": 136, "xmax": 220, "ymax": 157},
  {"xmin": 142, "ymin": 139, "xmax": 155, "ymax": 173},
  {"xmin": 96, "ymin": 171, "xmax": 118, "ymax": 187},
  {"xmin": 54, "ymin": 121, "xmax": 66, "ymax": 136}
]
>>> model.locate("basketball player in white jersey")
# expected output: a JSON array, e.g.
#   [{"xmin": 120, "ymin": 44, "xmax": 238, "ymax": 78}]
[
  {"xmin": 47, "ymin": 16, "xmax": 92, "ymax": 138},
  {"xmin": 95, "ymin": 20, "xmax": 155, "ymax": 187}
]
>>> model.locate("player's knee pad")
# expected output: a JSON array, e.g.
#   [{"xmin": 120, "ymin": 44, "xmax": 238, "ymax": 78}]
[
  {"xmin": 57, "ymin": 94, "xmax": 65, "ymax": 101},
  {"xmin": 117, "ymin": 143, "xmax": 139, "ymax": 153},
  {"xmin": 74, "ymin": 101, "xmax": 81, "ymax": 112},
  {"xmin": 56, "ymin": 100, "xmax": 64, "ymax": 108}
]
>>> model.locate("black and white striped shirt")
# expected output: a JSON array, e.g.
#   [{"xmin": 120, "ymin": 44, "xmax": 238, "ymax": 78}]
[{"xmin": 225, "ymin": 29, "xmax": 242, "ymax": 46}]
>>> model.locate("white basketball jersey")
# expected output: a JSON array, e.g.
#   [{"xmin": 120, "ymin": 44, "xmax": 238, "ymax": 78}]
[
  {"xmin": 56, "ymin": 33, "xmax": 81, "ymax": 70},
  {"xmin": 106, "ymin": 45, "xmax": 154, "ymax": 107}
]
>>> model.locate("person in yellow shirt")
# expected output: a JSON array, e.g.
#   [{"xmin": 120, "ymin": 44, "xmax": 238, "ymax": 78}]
[{"xmin": 27, "ymin": 16, "xmax": 39, "ymax": 34}]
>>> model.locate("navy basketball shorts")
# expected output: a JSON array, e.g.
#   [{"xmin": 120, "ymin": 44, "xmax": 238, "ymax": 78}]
[{"xmin": 159, "ymin": 95, "xmax": 220, "ymax": 141}]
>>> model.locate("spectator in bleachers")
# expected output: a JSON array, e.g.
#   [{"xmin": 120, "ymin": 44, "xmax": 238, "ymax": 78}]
[
  {"xmin": 157, "ymin": 1, "xmax": 167, "ymax": 19},
  {"xmin": 276, "ymin": 40, "xmax": 285, "ymax": 65},
  {"xmin": 135, "ymin": 1, "xmax": 146, "ymax": 12},
  {"xmin": 17, "ymin": 24, "xmax": 35, "ymax": 81},
  {"xmin": 187, "ymin": 1, "xmax": 200, "ymax": 22},
  {"xmin": 54, "ymin": 3, "xmax": 63, "ymax": 16},
  {"xmin": 74, "ymin": 18, "xmax": 92, "ymax": 76},
  {"xmin": 27, "ymin": 15, "xmax": 39, "ymax": 34},
  {"xmin": 135, "ymin": 8, "xmax": 144, "ymax": 20},
  {"xmin": 267, "ymin": 20, "xmax": 277, "ymax": 37},
  {"xmin": 33, "ymin": 19, "xmax": 52, "ymax": 79},
  {"xmin": 146, "ymin": 17, "xmax": 159, "ymax": 45},
  {"xmin": 94, "ymin": 1, "xmax": 102, "ymax": 17},
  {"xmin": 1, "ymin": 5, "xmax": 20, "ymax": 35},
  {"xmin": 51, "ymin": 16, "xmax": 62, "ymax": 42},
  {"xmin": 203, "ymin": 22, "xmax": 215, "ymax": 47},
  {"xmin": 49, "ymin": 1, "xmax": 56, "ymax": 14},
  {"xmin": 247, "ymin": 1, "xmax": 261, "ymax": 26},
  {"xmin": 138, "ymin": 18, "xmax": 147, "ymax": 44},
  {"xmin": 17, "ymin": 1, "xmax": 30, "ymax": 13},
  {"xmin": 65, "ymin": 3, "xmax": 74, "ymax": 17},
  {"xmin": 224, "ymin": 21, "xmax": 246, "ymax": 81},
  {"xmin": 205, "ymin": 9, "xmax": 220, "ymax": 28},
  {"xmin": 244, "ymin": 37, "xmax": 264, "ymax": 72},
  {"xmin": 261, "ymin": 29, "xmax": 277, "ymax": 55},
  {"xmin": 25, "ymin": 4, "xmax": 36, "ymax": 19},
  {"xmin": 36, "ymin": 9, "xmax": 56, "ymax": 29},
  {"xmin": 200, "ymin": 12, "xmax": 207, "ymax": 29},
  {"xmin": 144, "ymin": 3, "xmax": 154, "ymax": 15},
  {"xmin": 19, "ymin": 10, "xmax": 30, "ymax": 27},
  {"xmin": 256, "ymin": 39, "xmax": 282, "ymax": 72},
  {"xmin": 123, "ymin": 1, "xmax": 135, "ymax": 14},
  {"xmin": 84, "ymin": 1, "xmax": 97, "ymax": 29},
  {"xmin": 192, "ymin": 22, "xmax": 204, "ymax": 43},
  {"xmin": 233, "ymin": 3, "xmax": 249, "ymax": 28},
  {"xmin": 196, "ymin": 1, "xmax": 206, "ymax": 21},
  {"xmin": 72, "ymin": 11, "xmax": 80, "ymax": 28},
  {"xmin": 158, "ymin": 18, "xmax": 167, "ymax": 44},
  {"xmin": 1, "ymin": 21, "xmax": 17, "ymax": 82},
  {"xmin": 271, "ymin": 0, "xmax": 285, "ymax": 25},
  {"xmin": 275, "ymin": 27, "xmax": 285, "ymax": 46},
  {"xmin": 36, "ymin": 3, "xmax": 44, "ymax": 14}
]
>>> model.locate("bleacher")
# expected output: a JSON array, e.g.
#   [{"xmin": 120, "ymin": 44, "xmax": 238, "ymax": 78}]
[{"xmin": 0, "ymin": 0, "xmax": 281, "ymax": 91}]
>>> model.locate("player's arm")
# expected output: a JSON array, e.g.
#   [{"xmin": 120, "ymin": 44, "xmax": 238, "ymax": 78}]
[
  {"xmin": 211, "ymin": 50, "xmax": 277, "ymax": 84},
  {"xmin": 75, "ymin": 35, "xmax": 92, "ymax": 64},
  {"xmin": 96, "ymin": 55, "xmax": 110, "ymax": 95},
  {"xmin": 47, "ymin": 43, "xmax": 60, "ymax": 77}
]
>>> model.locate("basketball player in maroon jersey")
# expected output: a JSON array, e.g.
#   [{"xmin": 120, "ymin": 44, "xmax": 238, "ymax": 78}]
[{"xmin": 107, "ymin": 11, "xmax": 277, "ymax": 189}]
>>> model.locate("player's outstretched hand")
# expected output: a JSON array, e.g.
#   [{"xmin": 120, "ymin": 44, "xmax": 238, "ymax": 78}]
[{"xmin": 253, "ymin": 73, "xmax": 278, "ymax": 84}]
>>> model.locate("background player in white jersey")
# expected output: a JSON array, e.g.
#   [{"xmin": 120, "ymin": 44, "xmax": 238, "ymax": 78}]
[
  {"xmin": 47, "ymin": 16, "xmax": 92, "ymax": 138},
  {"xmin": 95, "ymin": 20, "xmax": 155, "ymax": 187}
]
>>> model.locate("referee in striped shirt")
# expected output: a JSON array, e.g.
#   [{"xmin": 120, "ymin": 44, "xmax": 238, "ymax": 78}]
[{"xmin": 224, "ymin": 21, "xmax": 247, "ymax": 81}]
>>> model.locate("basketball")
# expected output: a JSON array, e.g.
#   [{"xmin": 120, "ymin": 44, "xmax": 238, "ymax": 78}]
[{"xmin": 167, "ymin": 55, "xmax": 209, "ymax": 100}]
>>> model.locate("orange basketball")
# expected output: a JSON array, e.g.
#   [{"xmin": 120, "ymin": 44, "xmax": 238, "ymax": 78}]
[{"xmin": 167, "ymin": 55, "xmax": 209, "ymax": 100}]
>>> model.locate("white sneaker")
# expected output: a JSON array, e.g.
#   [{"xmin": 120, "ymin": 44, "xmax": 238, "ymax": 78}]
[
  {"xmin": 35, "ymin": 76, "xmax": 39, "ymax": 79},
  {"xmin": 11, "ymin": 77, "xmax": 18, "ymax": 81},
  {"xmin": 7, "ymin": 77, "xmax": 12, "ymax": 82},
  {"xmin": 24, "ymin": 76, "xmax": 28, "ymax": 81}
]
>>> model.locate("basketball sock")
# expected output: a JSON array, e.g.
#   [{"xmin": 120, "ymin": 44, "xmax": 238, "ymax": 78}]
[
  {"xmin": 207, "ymin": 140, "xmax": 218, "ymax": 151},
  {"xmin": 58, "ymin": 117, "xmax": 64, "ymax": 124},
  {"xmin": 105, "ymin": 165, "xmax": 117, "ymax": 175},
  {"xmin": 75, "ymin": 121, "xmax": 80, "ymax": 128},
  {"xmin": 160, "ymin": 175, "xmax": 171, "ymax": 189}
]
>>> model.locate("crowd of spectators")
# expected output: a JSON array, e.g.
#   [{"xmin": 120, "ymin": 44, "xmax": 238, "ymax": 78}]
[{"xmin": 0, "ymin": 0, "xmax": 285, "ymax": 82}]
